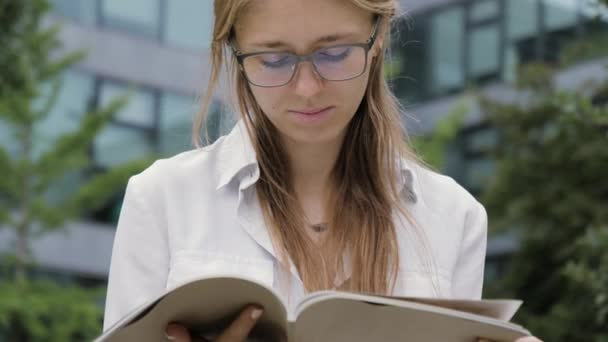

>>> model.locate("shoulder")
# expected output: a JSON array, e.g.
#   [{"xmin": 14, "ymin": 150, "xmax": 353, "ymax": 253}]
[
  {"xmin": 129, "ymin": 121, "xmax": 254, "ymax": 195},
  {"xmin": 127, "ymin": 135, "xmax": 230, "ymax": 197},
  {"xmin": 411, "ymin": 163, "xmax": 486, "ymax": 224},
  {"xmin": 405, "ymin": 164, "xmax": 488, "ymax": 299}
]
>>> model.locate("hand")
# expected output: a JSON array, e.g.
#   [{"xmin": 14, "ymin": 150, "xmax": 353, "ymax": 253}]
[
  {"xmin": 165, "ymin": 305, "xmax": 263, "ymax": 342},
  {"xmin": 478, "ymin": 337, "xmax": 543, "ymax": 342}
]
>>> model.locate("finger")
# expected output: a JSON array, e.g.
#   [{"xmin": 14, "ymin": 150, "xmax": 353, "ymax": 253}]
[
  {"xmin": 165, "ymin": 323, "xmax": 191, "ymax": 342},
  {"xmin": 478, "ymin": 337, "xmax": 543, "ymax": 342},
  {"xmin": 215, "ymin": 306, "xmax": 264, "ymax": 342},
  {"xmin": 165, "ymin": 323, "xmax": 211, "ymax": 342}
]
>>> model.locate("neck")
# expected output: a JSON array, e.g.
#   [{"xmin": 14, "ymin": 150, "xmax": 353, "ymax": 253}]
[{"xmin": 283, "ymin": 133, "xmax": 345, "ymax": 204}]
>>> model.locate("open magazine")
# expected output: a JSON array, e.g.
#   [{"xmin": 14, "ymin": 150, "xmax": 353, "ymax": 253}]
[{"xmin": 95, "ymin": 275, "xmax": 531, "ymax": 341}]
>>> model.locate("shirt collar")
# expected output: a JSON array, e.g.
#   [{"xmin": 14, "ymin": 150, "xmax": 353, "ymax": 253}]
[
  {"xmin": 215, "ymin": 120, "xmax": 259, "ymax": 190},
  {"xmin": 215, "ymin": 120, "xmax": 418, "ymax": 203}
]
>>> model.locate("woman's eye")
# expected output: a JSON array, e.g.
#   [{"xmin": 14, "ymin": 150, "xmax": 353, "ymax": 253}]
[
  {"xmin": 316, "ymin": 47, "xmax": 352, "ymax": 61},
  {"xmin": 260, "ymin": 54, "xmax": 292, "ymax": 68}
]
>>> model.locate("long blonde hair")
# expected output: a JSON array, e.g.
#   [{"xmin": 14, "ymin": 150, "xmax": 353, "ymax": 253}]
[{"xmin": 194, "ymin": 0, "xmax": 426, "ymax": 295}]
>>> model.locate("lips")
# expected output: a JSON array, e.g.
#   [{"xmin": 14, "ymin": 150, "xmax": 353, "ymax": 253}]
[{"xmin": 291, "ymin": 106, "xmax": 333, "ymax": 115}]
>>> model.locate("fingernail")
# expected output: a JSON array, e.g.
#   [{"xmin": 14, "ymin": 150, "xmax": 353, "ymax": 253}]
[
  {"xmin": 164, "ymin": 324, "xmax": 178, "ymax": 340},
  {"xmin": 251, "ymin": 308, "xmax": 263, "ymax": 320}
]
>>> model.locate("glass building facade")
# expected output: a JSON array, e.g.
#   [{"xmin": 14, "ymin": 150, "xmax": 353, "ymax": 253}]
[
  {"xmin": 390, "ymin": 0, "xmax": 607, "ymax": 283},
  {"xmin": 49, "ymin": 0, "xmax": 215, "ymax": 50},
  {"xmin": 45, "ymin": 0, "xmax": 608, "ymax": 202},
  {"xmin": 42, "ymin": 0, "xmax": 235, "ymax": 227},
  {"xmin": 2, "ymin": 0, "xmax": 604, "ymax": 284},
  {"xmin": 391, "ymin": 0, "xmax": 607, "ymax": 197},
  {"xmin": 395, "ymin": 0, "xmax": 607, "ymax": 102}
]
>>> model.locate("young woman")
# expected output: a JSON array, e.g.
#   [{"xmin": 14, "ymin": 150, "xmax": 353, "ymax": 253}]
[{"xmin": 103, "ymin": 0, "xmax": 542, "ymax": 341}]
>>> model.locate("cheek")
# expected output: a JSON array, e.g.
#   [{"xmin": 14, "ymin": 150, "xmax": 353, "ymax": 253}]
[
  {"xmin": 249, "ymin": 87, "xmax": 285, "ymax": 118},
  {"xmin": 339, "ymin": 72, "xmax": 371, "ymax": 111}
]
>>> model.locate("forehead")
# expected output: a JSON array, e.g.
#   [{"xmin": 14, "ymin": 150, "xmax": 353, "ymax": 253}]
[{"xmin": 235, "ymin": 0, "xmax": 374, "ymax": 50}]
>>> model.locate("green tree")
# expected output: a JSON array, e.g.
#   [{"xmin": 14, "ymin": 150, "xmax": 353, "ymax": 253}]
[
  {"xmin": 412, "ymin": 100, "xmax": 467, "ymax": 171},
  {"xmin": 0, "ymin": 0, "xmax": 153, "ymax": 340},
  {"xmin": 480, "ymin": 63, "xmax": 608, "ymax": 341},
  {"xmin": 0, "ymin": 1, "xmax": 32, "ymax": 98}
]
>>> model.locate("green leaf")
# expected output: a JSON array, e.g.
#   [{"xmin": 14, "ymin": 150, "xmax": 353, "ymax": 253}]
[
  {"xmin": 0, "ymin": 146, "xmax": 15, "ymax": 196},
  {"xmin": 32, "ymin": 76, "xmax": 62, "ymax": 122},
  {"xmin": 29, "ymin": 198, "xmax": 66, "ymax": 230},
  {"xmin": 39, "ymin": 50, "xmax": 86, "ymax": 83},
  {"xmin": 0, "ymin": 207, "xmax": 10, "ymax": 226},
  {"xmin": 0, "ymin": 279, "xmax": 104, "ymax": 341},
  {"xmin": 480, "ymin": 63, "xmax": 608, "ymax": 340},
  {"xmin": 61, "ymin": 158, "xmax": 154, "ymax": 218}
]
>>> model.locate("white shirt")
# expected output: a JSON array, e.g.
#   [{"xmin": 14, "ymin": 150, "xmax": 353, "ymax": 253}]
[{"xmin": 102, "ymin": 122, "xmax": 488, "ymax": 331}]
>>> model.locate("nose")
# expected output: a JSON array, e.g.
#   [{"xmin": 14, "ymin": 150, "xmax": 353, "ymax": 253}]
[{"xmin": 291, "ymin": 61, "xmax": 323, "ymax": 98}]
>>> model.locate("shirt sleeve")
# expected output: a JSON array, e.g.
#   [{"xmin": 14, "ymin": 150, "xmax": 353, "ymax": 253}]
[
  {"xmin": 451, "ymin": 200, "xmax": 488, "ymax": 299},
  {"xmin": 102, "ymin": 172, "xmax": 170, "ymax": 331}
]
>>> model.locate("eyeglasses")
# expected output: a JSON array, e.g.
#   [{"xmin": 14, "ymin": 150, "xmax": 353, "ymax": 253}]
[{"xmin": 231, "ymin": 19, "xmax": 380, "ymax": 88}]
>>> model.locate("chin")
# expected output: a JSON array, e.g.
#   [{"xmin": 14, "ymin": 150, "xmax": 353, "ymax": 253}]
[{"xmin": 285, "ymin": 125, "xmax": 348, "ymax": 146}]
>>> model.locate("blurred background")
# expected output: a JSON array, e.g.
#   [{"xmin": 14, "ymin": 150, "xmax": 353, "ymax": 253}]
[{"xmin": 0, "ymin": 0, "xmax": 606, "ymax": 340}]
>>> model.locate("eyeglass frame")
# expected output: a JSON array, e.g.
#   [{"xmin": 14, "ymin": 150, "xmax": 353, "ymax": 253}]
[{"xmin": 230, "ymin": 17, "xmax": 381, "ymax": 88}]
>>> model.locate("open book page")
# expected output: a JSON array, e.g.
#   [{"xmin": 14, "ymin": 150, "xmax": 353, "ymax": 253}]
[
  {"xmin": 96, "ymin": 276, "xmax": 529, "ymax": 342},
  {"xmin": 297, "ymin": 291, "xmax": 522, "ymax": 321},
  {"xmin": 388, "ymin": 296, "xmax": 523, "ymax": 321},
  {"xmin": 96, "ymin": 276, "xmax": 289, "ymax": 342},
  {"xmin": 290, "ymin": 291, "xmax": 529, "ymax": 342}
]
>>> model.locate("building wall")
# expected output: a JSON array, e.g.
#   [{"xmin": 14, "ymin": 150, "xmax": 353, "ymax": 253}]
[
  {"xmin": 392, "ymin": 0, "xmax": 607, "ymax": 281},
  {"xmin": 1, "ymin": 0, "xmax": 233, "ymax": 283},
  {"xmin": 1, "ymin": 0, "xmax": 606, "ymax": 284},
  {"xmin": 394, "ymin": 0, "xmax": 607, "ymax": 195}
]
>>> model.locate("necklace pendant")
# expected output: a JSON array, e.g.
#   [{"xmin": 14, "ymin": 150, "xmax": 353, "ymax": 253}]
[{"xmin": 310, "ymin": 223, "xmax": 328, "ymax": 232}]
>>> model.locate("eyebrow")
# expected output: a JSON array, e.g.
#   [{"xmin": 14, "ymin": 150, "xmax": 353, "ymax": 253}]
[{"xmin": 249, "ymin": 32, "xmax": 361, "ymax": 49}]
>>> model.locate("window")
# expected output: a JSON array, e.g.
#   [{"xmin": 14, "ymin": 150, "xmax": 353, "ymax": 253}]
[
  {"xmin": 470, "ymin": 0, "xmax": 499, "ymax": 22},
  {"xmin": 467, "ymin": 127, "xmax": 498, "ymax": 153},
  {"xmin": 430, "ymin": 8, "xmax": 465, "ymax": 94},
  {"xmin": 390, "ymin": 17, "xmax": 429, "ymax": 102},
  {"xmin": 35, "ymin": 71, "xmax": 94, "ymax": 158},
  {"xmin": 507, "ymin": 0, "xmax": 539, "ymax": 40},
  {"xmin": 101, "ymin": 0, "xmax": 160, "ymax": 38},
  {"xmin": 95, "ymin": 126, "xmax": 153, "ymax": 166},
  {"xmin": 464, "ymin": 158, "xmax": 495, "ymax": 193},
  {"xmin": 159, "ymin": 93, "xmax": 196, "ymax": 156},
  {"xmin": 99, "ymin": 82, "xmax": 155, "ymax": 127},
  {"xmin": 468, "ymin": 0, "xmax": 501, "ymax": 82},
  {"xmin": 543, "ymin": 0, "xmax": 581, "ymax": 62},
  {"xmin": 49, "ymin": 0, "xmax": 97, "ymax": 24},
  {"xmin": 470, "ymin": 25, "xmax": 500, "ymax": 79},
  {"xmin": 94, "ymin": 82, "xmax": 156, "ymax": 167},
  {"xmin": 9, "ymin": 71, "xmax": 94, "ymax": 203},
  {"xmin": 165, "ymin": 0, "xmax": 214, "ymax": 50},
  {"xmin": 504, "ymin": 0, "xmax": 541, "ymax": 81},
  {"xmin": 544, "ymin": 0, "xmax": 578, "ymax": 31},
  {"xmin": 460, "ymin": 126, "xmax": 498, "ymax": 193}
]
